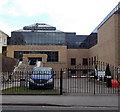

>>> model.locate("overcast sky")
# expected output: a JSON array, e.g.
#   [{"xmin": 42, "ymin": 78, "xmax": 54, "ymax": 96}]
[{"xmin": 0, "ymin": 0, "xmax": 119, "ymax": 36}]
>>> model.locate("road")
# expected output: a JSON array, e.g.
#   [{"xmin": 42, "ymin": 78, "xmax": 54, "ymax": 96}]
[
  {"xmin": 2, "ymin": 105, "xmax": 118, "ymax": 112},
  {"xmin": 2, "ymin": 93, "xmax": 119, "ymax": 112},
  {"xmin": 2, "ymin": 95, "xmax": 118, "ymax": 106}
]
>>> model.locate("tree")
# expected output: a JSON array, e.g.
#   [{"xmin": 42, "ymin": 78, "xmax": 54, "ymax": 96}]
[
  {"xmin": 105, "ymin": 64, "xmax": 111, "ymax": 76},
  {"xmin": 105, "ymin": 64, "xmax": 112, "ymax": 87}
]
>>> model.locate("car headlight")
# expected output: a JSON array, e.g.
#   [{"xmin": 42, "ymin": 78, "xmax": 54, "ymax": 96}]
[
  {"xmin": 29, "ymin": 78, "xmax": 34, "ymax": 83},
  {"xmin": 47, "ymin": 78, "xmax": 53, "ymax": 83}
]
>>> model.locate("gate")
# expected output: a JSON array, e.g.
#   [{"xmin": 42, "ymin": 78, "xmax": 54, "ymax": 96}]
[{"xmin": 61, "ymin": 62, "xmax": 119, "ymax": 95}]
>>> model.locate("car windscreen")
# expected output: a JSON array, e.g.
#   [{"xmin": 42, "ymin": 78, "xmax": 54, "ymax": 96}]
[{"xmin": 33, "ymin": 68, "xmax": 53, "ymax": 75}]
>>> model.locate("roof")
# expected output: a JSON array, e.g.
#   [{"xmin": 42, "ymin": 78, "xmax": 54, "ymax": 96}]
[
  {"xmin": 93, "ymin": 2, "xmax": 120, "ymax": 33},
  {"xmin": 0, "ymin": 30, "xmax": 9, "ymax": 37},
  {"xmin": 13, "ymin": 23, "xmax": 63, "ymax": 33}
]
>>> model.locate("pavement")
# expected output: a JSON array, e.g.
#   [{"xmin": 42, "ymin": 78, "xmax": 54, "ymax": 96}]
[
  {"xmin": 1, "ymin": 94, "xmax": 119, "ymax": 111},
  {"xmin": 2, "ymin": 94, "xmax": 119, "ymax": 107}
]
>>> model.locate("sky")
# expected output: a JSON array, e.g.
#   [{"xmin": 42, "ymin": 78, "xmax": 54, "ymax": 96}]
[{"xmin": 0, "ymin": 0, "xmax": 120, "ymax": 36}]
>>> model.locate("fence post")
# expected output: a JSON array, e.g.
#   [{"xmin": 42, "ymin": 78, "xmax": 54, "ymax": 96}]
[
  {"xmin": 94, "ymin": 70, "xmax": 96, "ymax": 95},
  {"xmin": 60, "ymin": 69, "xmax": 63, "ymax": 95}
]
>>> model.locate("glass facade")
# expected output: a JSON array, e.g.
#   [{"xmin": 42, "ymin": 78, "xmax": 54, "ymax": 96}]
[
  {"xmin": 9, "ymin": 23, "xmax": 94, "ymax": 61},
  {"xmin": 9, "ymin": 23, "xmax": 88, "ymax": 48},
  {"xmin": 14, "ymin": 51, "xmax": 58, "ymax": 62},
  {"xmin": 79, "ymin": 33, "xmax": 97, "ymax": 49},
  {"xmin": 65, "ymin": 33, "xmax": 88, "ymax": 49},
  {"xmin": 10, "ymin": 32, "xmax": 66, "ymax": 45}
]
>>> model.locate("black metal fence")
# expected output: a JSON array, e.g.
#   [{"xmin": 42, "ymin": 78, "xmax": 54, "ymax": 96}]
[
  {"xmin": 1, "ymin": 71, "xmax": 61, "ymax": 95},
  {"xmin": 1, "ymin": 62, "xmax": 120, "ymax": 95}
]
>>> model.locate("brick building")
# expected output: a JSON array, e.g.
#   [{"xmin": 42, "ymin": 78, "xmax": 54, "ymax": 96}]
[{"xmin": 7, "ymin": 2, "xmax": 120, "ymax": 71}]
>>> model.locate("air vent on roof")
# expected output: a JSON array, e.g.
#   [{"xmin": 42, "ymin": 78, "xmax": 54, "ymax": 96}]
[
  {"xmin": 23, "ymin": 23, "xmax": 56, "ymax": 30},
  {"xmin": 36, "ymin": 23, "xmax": 46, "ymax": 25}
]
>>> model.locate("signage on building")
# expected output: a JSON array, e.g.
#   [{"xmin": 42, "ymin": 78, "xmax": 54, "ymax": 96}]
[
  {"xmin": 118, "ymin": 65, "xmax": 120, "ymax": 73},
  {"xmin": 95, "ymin": 70, "xmax": 105, "ymax": 77},
  {"xmin": 97, "ymin": 71, "xmax": 105, "ymax": 77},
  {"xmin": 118, "ymin": 69, "xmax": 120, "ymax": 73}
]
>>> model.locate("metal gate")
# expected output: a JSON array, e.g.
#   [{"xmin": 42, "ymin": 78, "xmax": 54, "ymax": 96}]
[{"xmin": 61, "ymin": 62, "xmax": 119, "ymax": 95}]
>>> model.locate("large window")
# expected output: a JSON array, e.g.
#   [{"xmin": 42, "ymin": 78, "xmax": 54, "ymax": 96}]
[
  {"xmin": 71, "ymin": 58, "xmax": 76, "ymax": 65},
  {"xmin": 0, "ymin": 37, "xmax": 2, "ymax": 42},
  {"xmin": 10, "ymin": 32, "xmax": 66, "ymax": 45},
  {"xmin": 14, "ymin": 51, "xmax": 58, "ymax": 62},
  {"xmin": 82, "ymin": 58, "xmax": 88, "ymax": 65}
]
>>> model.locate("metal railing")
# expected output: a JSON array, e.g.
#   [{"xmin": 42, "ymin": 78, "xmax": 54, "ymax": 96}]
[
  {"xmin": 1, "ymin": 63, "xmax": 120, "ymax": 95},
  {"xmin": 93, "ymin": 2, "xmax": 120, "ymax": 33}
]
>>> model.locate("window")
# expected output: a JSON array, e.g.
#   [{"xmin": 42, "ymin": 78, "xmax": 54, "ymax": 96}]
[
  {"xmin": 71, "ymin": 58, "xmax": 76, "ymax": 65},
  {"xmin": 14, "ymin": 51, "xmax": 59, "ymax": 62},
  {"xmin": 4, "ymin": 39, "xmax": 6, "ymax": 45},
  {"xmin": 91, "ymin": 57, "xmax": 93, "ymax": 65},
  {"xmin": 10, "ymin": 32, "xmax": 66, "ymax": 45},
  {"xmin": 0, "ymin": 37, "xmax": 2, "ymax": 42},
  {"xmin": 82, "ymin": 58, "xmax": 88, "ymax": 65},
  {"xmin": 82, "ymin": 70, "xmax": 88, "ymax": 74},
  {"xmin": 70, "ymin": 69, "xmax": 76, "ymax": 74}
]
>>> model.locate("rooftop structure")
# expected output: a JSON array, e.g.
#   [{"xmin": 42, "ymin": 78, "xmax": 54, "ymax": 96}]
[{"xmin": 9, "ymin": 23, "xmax": 88, "ymax": 48}]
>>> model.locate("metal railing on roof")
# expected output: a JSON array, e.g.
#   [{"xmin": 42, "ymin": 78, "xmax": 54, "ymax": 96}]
[{"xmin": 93, "ymin": 2, "xmax": 120, "ymax": 33}]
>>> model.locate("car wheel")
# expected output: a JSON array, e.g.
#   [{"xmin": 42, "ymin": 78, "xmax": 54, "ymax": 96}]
[
  {"xmin": 49, "ymin": 85, "xmax": 54, "ymax": 89},
  {"xmin": 29, "ymin": 84, "xmax": 34, "ymax": 89}
]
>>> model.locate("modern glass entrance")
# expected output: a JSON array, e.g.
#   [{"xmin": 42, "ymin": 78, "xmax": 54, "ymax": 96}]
[{"xmin": 28, "ymin": 57, "xmax": 42, "ymax": 65}]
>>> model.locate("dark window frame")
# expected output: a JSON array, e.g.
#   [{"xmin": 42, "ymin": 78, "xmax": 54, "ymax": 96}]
[
  {"xmin": 71, "ymin": 58, "xmax": 76, "ymax": 65},
  {"xmin": 14, "ymin": 51, "xmax": 59, "ymax": 62},
  {"xmin": 82, "ymin": 58, "xmax": 88, "ymax": 65}
]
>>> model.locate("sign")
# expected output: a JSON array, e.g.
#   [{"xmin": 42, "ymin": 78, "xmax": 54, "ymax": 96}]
[
  {"xmin": 98, "ymin": 71, "xmax": 105, "ymax": 76},
  {"xmin": 95, "ymin": 70, "xmax": 105, "ymax": 77},
  {"xmin": 118, "ymin": 65, "xmax": 120, "ymax": 74},
  {"xmin": 118, "ymin": 69, "xmax": 120, "ymax": 73}
]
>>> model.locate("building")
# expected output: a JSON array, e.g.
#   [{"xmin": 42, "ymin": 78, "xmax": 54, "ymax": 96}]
[
  {"xmin": 89, "ymin": 2, "xmax": 120, "ymax": 67},
  {"xmin": 7, "ymin": 23, "xmax": 88, "ymax": 71},
  {"xmin": 0, "ymin": 30, "xmax": 9, "ymax": 55},
  {"xmin": 7, "ymin": 2, "xmax": 120, "ymax": 71}
]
